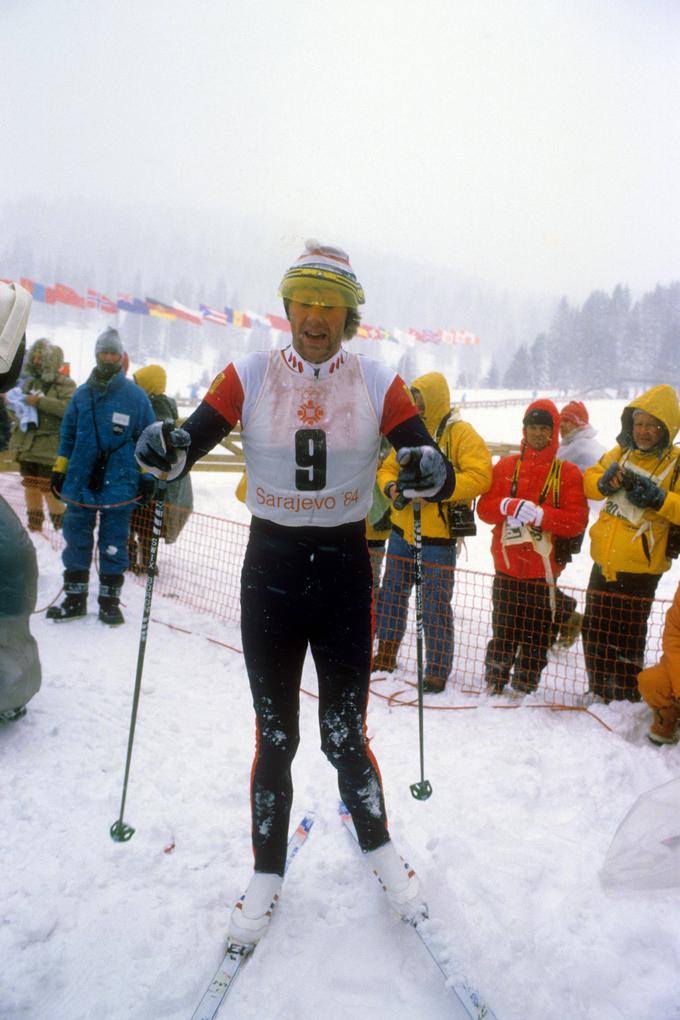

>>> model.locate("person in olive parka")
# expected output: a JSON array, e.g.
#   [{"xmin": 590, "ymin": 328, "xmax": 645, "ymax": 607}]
[{"xmin": 10, "ymin": 338, "xmax": 75, "ymax": 531}]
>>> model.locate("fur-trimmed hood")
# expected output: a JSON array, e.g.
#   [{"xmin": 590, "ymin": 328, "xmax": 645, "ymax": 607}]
[{"xmin": 24, "ymin": 339, "xmax": 64, "ymax": 387}]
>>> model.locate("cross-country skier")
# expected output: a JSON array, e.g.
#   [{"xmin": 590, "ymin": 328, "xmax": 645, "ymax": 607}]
[{"xmin": 134, "ymin": 241, "xmax": 455, "ymax": 948}]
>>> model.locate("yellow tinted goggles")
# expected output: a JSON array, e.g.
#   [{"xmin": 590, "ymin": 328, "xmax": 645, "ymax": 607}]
[{"xmin": 279, "ymin": 267, "xmax": 365, "ymax": 308}]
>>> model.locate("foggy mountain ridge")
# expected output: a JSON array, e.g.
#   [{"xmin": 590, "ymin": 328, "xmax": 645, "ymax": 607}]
[
  {"xmin": 4, "ymin": 197, "xmax": 677, "ymax": 391},
  {"xmin": 2, "ymin": 196, "xmax": 556, "ymax": 359}
]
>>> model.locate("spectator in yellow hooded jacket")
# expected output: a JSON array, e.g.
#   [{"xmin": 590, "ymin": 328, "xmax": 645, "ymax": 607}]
[
  {"xmin": 365, "ymin": 436, "xmax": 393, "ymax": 594},
  {"xmin": 582, "ymin": 384, "xmax": 680, "ymax": 702},
  {"xmin": 372, "ymin": 371, "xmax": 492, "ymax": 692},
  {"xmin": 128, "ymin": 364, "xmax": 186, "ymax": 574}
]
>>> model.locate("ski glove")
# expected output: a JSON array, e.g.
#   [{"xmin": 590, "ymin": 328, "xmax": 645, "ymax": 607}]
[
  {"xmin": 597, "ymin": 462, "xmax": 622, "ymax": 496},
  {"xmin": 625, "ymin": 473, "xmax": 666, "ymax": 511},
  {"xmin": 137, "ymin": 474, "xmax": 157, "ymax": 506},
  {"xmin": 50, "ymin": 469, "xmax": 65, "ymax": 497},
  {"xmin": 395, "ymin": 446, "xmax": 447, "ymax": 500},
  {"xmin": 499, "ymin": 497, "xmax": 544, "ymax": 527},
  {"xmin": 135, "ymin": 420, "xmax": 191, "ymax": 480}
]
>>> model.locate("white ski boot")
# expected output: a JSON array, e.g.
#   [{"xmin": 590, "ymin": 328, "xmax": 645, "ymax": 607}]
[
  {"xmin": 227, "ymin": 872, "xmax": 283, "ymax": 949},
  {"xmin": 365, "ymin": 841, "xmax": 428, "ymax": 924}
]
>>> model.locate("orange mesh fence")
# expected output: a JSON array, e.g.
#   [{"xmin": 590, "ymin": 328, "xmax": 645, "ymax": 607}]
[
  {"xmin": 4, "ymin": 474, "xmax": 670, "ymax": 708},
  {"xmin": 368, "ymin": 551, "xmax": 668, "ymax": 708},
  {"xmin": 128, "ymin": 499, "xmax": 244, "ymax": 622}
]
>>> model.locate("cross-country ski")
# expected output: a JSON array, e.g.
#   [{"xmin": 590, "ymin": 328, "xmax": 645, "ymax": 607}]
[
  {"xmin": 189, "ymin": 813, "xmax": 315, "ymax": 1020},
  {"xmin": 340, "ymin": 803, "xmax": 499, "ymax": 1020}
]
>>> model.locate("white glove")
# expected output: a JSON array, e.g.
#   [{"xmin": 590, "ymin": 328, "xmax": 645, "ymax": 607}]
[{"xmin": 500, "ymin": 497, "xmax": 544, "ymax": 527}]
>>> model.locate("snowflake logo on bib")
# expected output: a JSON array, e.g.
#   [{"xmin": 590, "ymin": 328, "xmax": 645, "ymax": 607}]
[{"xmin": 297, "ymin": 392, "xmax": 324, "ymax": 426}]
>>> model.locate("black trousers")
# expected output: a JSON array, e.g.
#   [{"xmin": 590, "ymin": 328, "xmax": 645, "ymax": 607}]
[
  {"xmin": 485, "ymin": 573, "xmax": 554, "ymax": 690},
  {"xmin": 240, "ymin": 516, "xmax": 389, "ymax": 874},
  {"xmin": 581, "ymin": 564, "xmax": 660, "ymax": 701}
]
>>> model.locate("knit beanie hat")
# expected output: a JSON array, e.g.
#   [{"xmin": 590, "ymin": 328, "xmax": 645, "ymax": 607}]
[
  {"xmin": 95, "ymin": 326, "xmax": 124, "ymax": 358},
  {"xmin": 523, "ymin": 407, "xmax": 554, "ymax": 429},
  {"xmin": 279, "ymin": 240, "xmax": 365, "ymax": 308},
  {"xmin": 560, "ymin": 401, "xmax": 588, "ymax": 427}
]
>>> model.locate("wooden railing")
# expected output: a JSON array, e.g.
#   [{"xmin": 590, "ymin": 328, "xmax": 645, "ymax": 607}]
[{"xmin": 0, "ymin": 429, "xmax": 521, "ymax": 475}]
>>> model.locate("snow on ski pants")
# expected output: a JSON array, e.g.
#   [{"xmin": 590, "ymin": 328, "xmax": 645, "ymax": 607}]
[
  {"xmin": 62, "ymin": 503, "xmax": 134, "ymax": 575},
  {"xmin": 241, "ymin": 516, "xmax": 389, "ymax": 875}
]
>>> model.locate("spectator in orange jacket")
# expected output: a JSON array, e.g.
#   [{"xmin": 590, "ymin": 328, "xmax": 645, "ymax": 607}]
[
  {"xmin": 477, "ymin": 398, "xmax": 589, "ymax": 695},
  {"xmin": 638, "ymin": 583, "xmax": 680, "ymax": 745}
]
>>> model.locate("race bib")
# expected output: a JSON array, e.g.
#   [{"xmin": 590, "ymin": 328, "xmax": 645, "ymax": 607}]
[
  {"xmin": 604, "ymin": 489, "xmax": 645, "ymax": 526},
  {"xmin": 502, "ymin": 521, "xmax": 553, "ymax": 556},
  {"xmin": 502, "ymin": 521, "xmax": 532, "ymax": 546}
]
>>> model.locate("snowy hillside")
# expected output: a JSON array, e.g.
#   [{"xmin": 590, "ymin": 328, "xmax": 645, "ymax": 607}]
[{"xmin": 3, "ymin": 397, "xmax": 680, "ymax": 1020}]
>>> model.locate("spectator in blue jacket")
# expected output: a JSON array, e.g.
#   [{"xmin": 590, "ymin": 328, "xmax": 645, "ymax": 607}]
[{"xmin": 47, "ymin": 328, "xmax": 155, "ymax": 625}]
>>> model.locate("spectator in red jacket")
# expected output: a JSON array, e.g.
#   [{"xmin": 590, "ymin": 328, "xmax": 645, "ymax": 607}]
[{"xmin": 477, "ymin": 399, "xmax": 589, "ymax": 695}]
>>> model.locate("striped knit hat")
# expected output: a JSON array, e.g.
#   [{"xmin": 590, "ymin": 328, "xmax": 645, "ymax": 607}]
[{"xmin": 279, "ymin": 240, "xmax": 365, "ymax": 308}]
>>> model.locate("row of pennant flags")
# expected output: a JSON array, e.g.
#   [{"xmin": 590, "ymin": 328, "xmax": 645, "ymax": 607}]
[{"xmin": 6, "ymin": 276, "xmax": 480, "ymax": 347}]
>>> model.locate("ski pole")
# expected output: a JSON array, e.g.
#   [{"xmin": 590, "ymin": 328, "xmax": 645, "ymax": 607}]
[
  {"xmin": 409, "ymin": 500, "xmax": 432, "ymax": 801},
  {"xmin": 110, "ymin": 477, "xmax": 167, "ymax": 842}
]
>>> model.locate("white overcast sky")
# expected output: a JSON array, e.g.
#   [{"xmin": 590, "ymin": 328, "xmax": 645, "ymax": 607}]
[{"xmin": 3, "ymin": 0, "xmax": 679, "ymax": 301}]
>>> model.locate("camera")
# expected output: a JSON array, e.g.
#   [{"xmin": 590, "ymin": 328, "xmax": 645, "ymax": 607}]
[
  {"xmin": 88, "ymin": 452, "xmax": 109, "ymax": 492},
  {"xmin": 620, "ymin": 468, "xmax": 638, "ymax": 491},
  {"xmin": 447, "ymin": 502, "xmax": 477, "ymax": 538},
  {"xmin": 554, "ymin": 531, "xmax": 585, "ymax": 565},
  {"xmin": 667, "ymin": 524, "xmax": 680, "ymax": 560}
]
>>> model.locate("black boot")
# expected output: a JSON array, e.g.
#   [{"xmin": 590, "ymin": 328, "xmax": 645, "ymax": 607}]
[
  {"xmin": 98, "ymin": 574, "xmax": 125, "ymax": 625},
  {"xmin": 372, "ymin": 639, "xmax": 400, "ymax": 674},
  {"xmin": 485, "ymin": 658, "xmax": 510, "ymax": 695},
  {"xmin": 511, "ymin": 670, "xmax": 540, "ymax": 694},
  {"xmin": 46, "ymin": 570, "xmax": 89, "ymax": 621},
  {"xmin": 423, "ymin": 674, "xmax": 447, "ymax": 693}
]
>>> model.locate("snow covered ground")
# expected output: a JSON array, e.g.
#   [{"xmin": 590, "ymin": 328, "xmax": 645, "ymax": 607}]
[{"xmin": 3, "ymin": 395, "xmax": 680, "ymax": 1020}]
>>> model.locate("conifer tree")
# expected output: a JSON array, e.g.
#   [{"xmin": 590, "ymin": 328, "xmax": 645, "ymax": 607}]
[{"xmin": 503, "ymin": 343, "xmax": 532, "ymax": 388}]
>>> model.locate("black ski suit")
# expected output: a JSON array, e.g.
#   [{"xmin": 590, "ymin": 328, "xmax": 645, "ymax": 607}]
[{"xmin": 179, "ymin": 348, "xmax": 454, "ymax": 873}]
